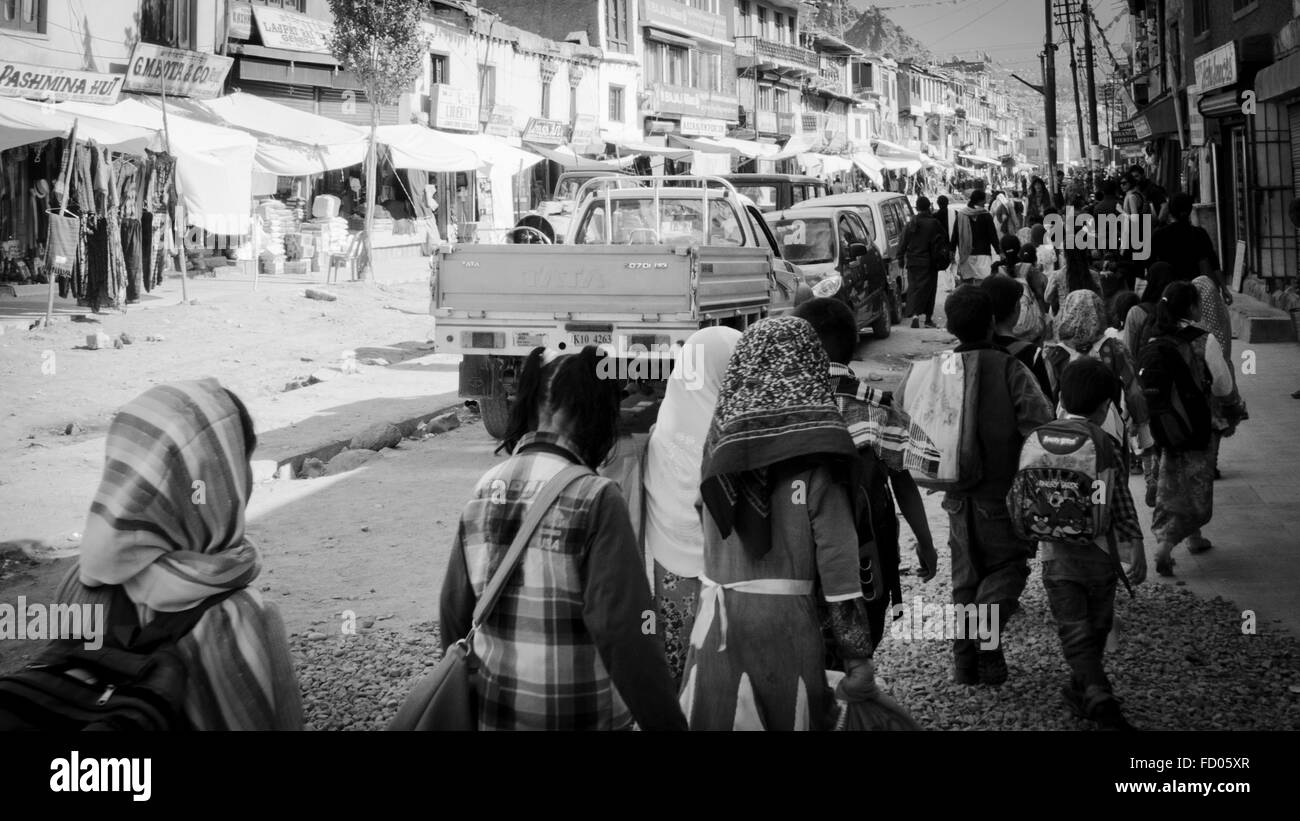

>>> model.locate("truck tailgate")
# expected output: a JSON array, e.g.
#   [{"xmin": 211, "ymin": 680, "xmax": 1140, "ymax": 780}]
[
  {"xmin": 437, "ymin": 245, "xmax": 690, "ymax": 315},
  {"xmin": 696, "ymin": 247, "xmax": 775, "ymax": 313}
]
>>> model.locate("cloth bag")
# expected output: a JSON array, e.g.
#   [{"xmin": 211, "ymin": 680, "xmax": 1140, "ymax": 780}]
[{"xmin": 387, "ymin": 464, "xmax": 593, "ymax": 731}]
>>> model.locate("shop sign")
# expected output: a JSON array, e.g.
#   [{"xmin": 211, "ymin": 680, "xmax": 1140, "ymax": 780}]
[
  {"xmin": 1112, "ymin": 120, "xmax": 1139, "ymax": 145},
  {"xmin": 570, "ymin": 113, "xmax": 601, "ymax": 147},
  {"xmin": 1132, "ymin": 115, "xmax": 1152, "ymax": 140},
  {"xmin": 229, "ymin": 3, "xmax": 253, "ymax": 40},
  {"xmin": 0, "ymin": 60, "xmax": 124, "ymax": 105},
  {"xmin": 1277, "ymin": 18, "xmax": 1300, "ymax": 56},
  {"xmin": 650, "ymin": 83, "xmax": 737, "ymax": 121},
  {"xmin": 1187, "ymin": 83, "xmax": 1205, "ymax": 147},
  {"xmin": 522, "ymin": 117, "xmax": 570, "ymax": 145},
  {"xmin": 679, "ymin": 116, "xmax": 726, "ymax": 138},
  {"xmin": 253, "ymin": 6, "xmax": 334, "ymax": 54},
  {"xmin": 124, "ymin": 43, "xmax": 233, "ymax": 99},
  {"xmin": 431, "ymin": 83, "xmax": 478, "ymax": 132},
  {"xmin": 485, "ymin": 104, "xmax": 516, "ymax": 138},
  {"xmin": 640, "ymin": 0, "xmax": 728, "ymax": 42},
  {"xmin": 1194, "ymin": 41, "xmax": 1237, "ymax": 92}
]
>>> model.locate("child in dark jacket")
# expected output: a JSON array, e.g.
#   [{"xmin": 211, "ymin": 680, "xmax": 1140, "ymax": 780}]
[
  {"xmin": 895, "ymin": 286, "xmax": 1055, "ymax": 686},
  {"xmin": 1040, "ymin": 357, "xmax": 1146, "ymax": 731}
]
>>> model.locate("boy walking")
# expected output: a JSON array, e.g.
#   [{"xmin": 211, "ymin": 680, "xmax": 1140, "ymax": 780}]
[
  {"xmin": 1039, "ymin": 358, "xmax": 1146, "ymax": 730},
  {"xmin": 896, "ymin": 287, "xmax": 1054, "ymax": 685}
]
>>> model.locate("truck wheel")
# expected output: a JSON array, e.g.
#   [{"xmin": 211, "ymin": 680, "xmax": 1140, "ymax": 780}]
[
  {"xmin": 477, "ymin": 395, "xmax": 512, "ymax": 440},
  {"xmin": 871, "ymin": 309, "xmax": 893, "ymax": 339}
]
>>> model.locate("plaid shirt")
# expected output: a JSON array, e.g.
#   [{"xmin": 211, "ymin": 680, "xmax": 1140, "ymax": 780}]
[
  {"xmin": 439, "ymin": 432, "xmax": 683, "ymax": 731},
  {"xmin": 829, "ymin": 362, "xmax": 940, "ymax": 476}
]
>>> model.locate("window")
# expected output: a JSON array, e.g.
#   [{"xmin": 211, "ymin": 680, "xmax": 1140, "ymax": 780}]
[
  {"xmin": 249, "ymin": 0, "xmax": 306, "ymax": 9},
  {"xmin": 606, "ymin": 0, "xmax": 631, "ymax": 53},
  {"xmin": 757, "ymin": 5, "xmax": 767, "ymax": 38},
  {"xmin": 569, "ymin": 84, "xmax": 577, "ymax": 124},
  {"xmin": 774, "ymin": 12, "xmax": 783, "ymax": 43},
  {"xmin": 609, "ymin": 84, "xmax": 625, "ymax": 122},
  {"xmin": 0, "ymin": 0, "xmax": 43, "ymax": 32},
  {"xmin": 541, "ymin": 77, "xmax": 552, "ymax": 118},
  {"xmin": 774, "ymin": 87, "xmax": 789, "ymax": 113},
  {"xmin": 141, "ymin": 0, "xmax": 192, "ymax": 49},
  {"xmin": 430, "ymin": 54, "xmax": 449, "ymax": 86},
  {"xmin": 737, "ymin": 0, "xmax": 751, "ymax": 37},
  {"xmin": 1168, "ymin": 22, "xmax": 1181, "ymax": 85},
  {"xmin": 759, "ymin": 85, "xmax": 773, "ymax": 111},
  {"xmin": 788, "ymin": 15, "xmax": 795, "ymax": 44}
]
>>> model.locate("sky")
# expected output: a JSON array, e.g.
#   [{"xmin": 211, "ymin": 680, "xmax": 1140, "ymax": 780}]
[{"xmin": 851, "ymin": 0, "xmax": 1131, "ymax": 86}]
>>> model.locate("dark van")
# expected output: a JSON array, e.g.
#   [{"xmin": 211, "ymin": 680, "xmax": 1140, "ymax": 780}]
[{"xmin": 717, "ymin": 174, "xmax": 828, "ymax": 213}]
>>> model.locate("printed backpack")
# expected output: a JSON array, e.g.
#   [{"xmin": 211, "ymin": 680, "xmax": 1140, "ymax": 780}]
[
  {"xmin": 1136, "ymin": 326, "xmax": 1212, "ymax": 451},
  {"xmin": 1007, "ymin": 418, "xmax": 1119, "ymax": 545}
]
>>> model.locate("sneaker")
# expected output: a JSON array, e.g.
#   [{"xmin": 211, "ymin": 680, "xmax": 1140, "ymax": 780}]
[
  {"xmin": 1090, "ymin": 698, "xmax": 1137, "ymax": 731},
  {"xmin": 911, "ymin": 317, "xmax": 920, "ymax": 329},
  {"xmin": 977, "ymin": 648, "xmax": 1008, "ymax": 686}
]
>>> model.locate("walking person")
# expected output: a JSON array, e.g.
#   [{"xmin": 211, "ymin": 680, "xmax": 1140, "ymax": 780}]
[
  {"xmin": 1140, "ymin": 282, "xmax": 1244, "ymax": 577},
  {"xmin": 898, "ymin": 195, "xmax": 944, "ymax": 328},
  {"xmin": 439, "ymin": 346, "xmax": 686, "ymax": 730},
  {"xmin": 952, "ymin": 189, "xmax": 998, "ymax": 284},
  {"xmin": 1191, "ymin": 273, "xmax": 1243, "ymax": 480},
  {"xmin": 895, "ymin": 288, "xmax": 1055, "ymax": 686},
  {"xmin": 54, "ymin": 379, "xmax": 304, "ymax": 730},
  {"xmin": 642, "ymin": 326, "xmax": 741, "ymax": 688},
  {"xmin": 678, "ymin": 317, "xmax": 876, "ymax": 731},
  {"xmin": 1151, "ymin": 193, "xmax": 1220, "ymax": 282},
  {"xmin": 1027, "ymin": 176, "xmax": 1051, "ymax": 224}
]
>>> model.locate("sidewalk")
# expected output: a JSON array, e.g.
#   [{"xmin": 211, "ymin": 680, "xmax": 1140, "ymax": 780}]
[
  {"xmin": 1132, "ymin": 342, "xmax": 1300, "ymax": 636},
  {"xmin": 0, "ymin": 353, "xmax": 462, "ymax": 546}
]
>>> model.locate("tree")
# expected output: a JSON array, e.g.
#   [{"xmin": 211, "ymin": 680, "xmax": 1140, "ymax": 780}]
[{"xmin": 328, "ymin": 0, "xmax": 428, "ymax": 280}]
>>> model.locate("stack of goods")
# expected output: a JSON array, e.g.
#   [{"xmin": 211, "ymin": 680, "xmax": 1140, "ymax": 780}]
[
  {"xmin": 256, "ymin": 198, "xmax": 296, "ymax": 257},
  {"xmin": 303, "ymin": 194, "xmax": 349, "ymax": 255},
  {"xmin": 370, "ymin": 213, "xmax": 394, "ymax": 243},
  {"xmin": 286, "ymin": 195, "xmax": 308, "ymax": 225}
]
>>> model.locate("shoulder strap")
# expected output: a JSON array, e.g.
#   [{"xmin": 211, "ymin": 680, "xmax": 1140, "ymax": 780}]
[
  {"xmin": 1005, "ymin": 339, "xmax": 1031, "ymax": 358},
  {"xmin": 471, "ymin": 464, "xmax": 594, "ymax": 630}
]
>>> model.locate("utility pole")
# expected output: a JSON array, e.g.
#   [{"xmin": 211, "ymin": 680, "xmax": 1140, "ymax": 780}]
[
  {"xmin": 1055, "ymin": 0, "xmax": 1086, "ymax": 175},
  {"xmin": 1044, "ymin": 0, "xmax": 1059, "ymax": 195},
  {"xmin": 1082, "ymin": 0, "xmax": 1100, "ymax": 186}
]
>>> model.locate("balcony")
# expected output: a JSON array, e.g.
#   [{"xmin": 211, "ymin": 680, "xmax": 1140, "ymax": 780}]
[{"xmin": 735, "ymin": 36, "xmax": 819, "ymax": 77}]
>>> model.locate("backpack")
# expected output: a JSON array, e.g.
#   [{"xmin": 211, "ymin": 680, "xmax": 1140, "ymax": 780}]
[
  {"xmin": 930, "ymin": 226, "xmax": 952, "ymax": 271},
  {"xmin": 1136, "ymin": 325, "xmax": 1212, "ymax": 451},
  {"xmin": 0, "ymin": 588, "xmax": 235, "ymax": 731},
  {"xmin": 1007, "ymin": 418, "xmax": 1119, "ymax": 545},
  {"xmin": 1010, "ymin": 269, "xmax": 1047, "ymax": 341}
]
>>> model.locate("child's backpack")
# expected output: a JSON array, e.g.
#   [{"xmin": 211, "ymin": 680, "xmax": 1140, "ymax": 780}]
[
  {"xmin": 1136, "ymin": 325, "xmax": 1212, "ymax": 451},
  {"xmin": 1007, "ymin": 418, "xmax": 1119, "ymax": 545},
  {"xmin": 0, "ymin": 588, "xmax": 235, "ymax": 731},
  {"xmin": 1010, "ymin": 266, "xmax": 1047, "ymax": 341}
]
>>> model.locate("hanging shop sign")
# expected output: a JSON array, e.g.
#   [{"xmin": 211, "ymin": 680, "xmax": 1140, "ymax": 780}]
[
  {"xmin": 229, "ymin": 3, "xmax": 254, "ymax": 40},
  {"xmin": 1194, "ymin": 41, "xmax": 1238, "ymax": 93},
  {"xmin": 570, "ymin": 113, "xmax": 602, "ymax": 148},
  {"xmin": 0, "ymin": 60, "xmax": 124, "ymax": 104},
  {"xmin": 253, "ymin": 6, "xmax": 334, "ymax": 54},
  {"xmin": 484, "ymin": 104, "xmax": 517, "ymax": 138},
  {"xmin": 431, "ymin": 83, "xmax": 478, "ymax": 132},
  {"xmin": 1132, "ymin": 115, "xmax": 1152, "ymax": 140},
  {"xmin": 125, "ymin": 43, "xmax": 233, "ymax": 99},
  {"xmin": 1187, "ymin": 83, "xmax": 1205, "ymax": 147},
  {"xmin": 679, "ymin": 116, "xmax": 726, "ymax": 139},
  {"xmin": 521, "ymin": 117, "xmax": 571, "ymax": 145},
  {"xmin": 1112, "ymin": 120, "xmax": 1139, "ymax": 145}
]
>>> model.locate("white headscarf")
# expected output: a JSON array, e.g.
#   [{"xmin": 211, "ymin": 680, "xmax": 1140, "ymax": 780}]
[{"xmin": 642, "ymin": 326, "xmax": 741, "ymax": 577}]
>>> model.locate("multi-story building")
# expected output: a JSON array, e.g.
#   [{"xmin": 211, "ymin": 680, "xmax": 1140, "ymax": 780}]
[
  {"xmin": 1124, "ymin": 0, "xmax": 1299, "ymax": 286},
  {"xmin": 850, "ymin": 55, "xmax": 900, "ymax": 143},
  {"xmin": 732, "ymin": 0, "xmax": 816, "ymax": 142}
]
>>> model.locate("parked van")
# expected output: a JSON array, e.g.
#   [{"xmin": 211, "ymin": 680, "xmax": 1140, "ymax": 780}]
[{"xmin": 790, "ymin": 191, "xmax": 915, "ymax": 304}]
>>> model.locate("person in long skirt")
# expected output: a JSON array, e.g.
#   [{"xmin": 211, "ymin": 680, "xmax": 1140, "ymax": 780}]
[
  {"xmin": 643, "ymin": 326, "xmax": 742, "ymax": 688},
  {"xmin": 678, "ymin": 317, "xmax": 876, "ymax": 730}
]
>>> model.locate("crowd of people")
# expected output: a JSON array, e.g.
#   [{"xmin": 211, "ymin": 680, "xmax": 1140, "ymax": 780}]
[{"xmin": 2, "ymin": 163, "xmax": 1252, "ymax": 734}]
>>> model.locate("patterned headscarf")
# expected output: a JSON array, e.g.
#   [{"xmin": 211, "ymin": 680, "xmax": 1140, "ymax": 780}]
[
  {"xmin": 1056, "ymin": 289, "xmax": 1107, "ymax": 353},
  {"xmin": 699, "ymin": 317, "xmax": 857, "ymax": 541},
  {"xmin": 77, "ymin": 379, "xmax": 261, "ymax": 615}
]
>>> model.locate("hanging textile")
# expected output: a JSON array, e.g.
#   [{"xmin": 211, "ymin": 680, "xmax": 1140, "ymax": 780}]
[{"xmin": 115, "ymin": 155, "xmax": 144, "ymax": 301}]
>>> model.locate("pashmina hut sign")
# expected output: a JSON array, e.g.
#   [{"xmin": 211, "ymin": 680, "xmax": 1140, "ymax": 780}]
[{"xmin": 0, "ymin": 61, "xmax": 124, "ymax": 105}]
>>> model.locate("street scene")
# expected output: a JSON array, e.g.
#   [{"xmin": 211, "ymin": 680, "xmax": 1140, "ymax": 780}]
[{"xmin": 1, "ymin": 0, "xmax": 1299, "ymax": 750}]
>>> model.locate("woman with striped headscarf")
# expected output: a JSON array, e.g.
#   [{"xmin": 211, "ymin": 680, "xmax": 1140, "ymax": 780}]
[
  {"xmin": 57, "ymin": 379, "xmax": 303, "ymax": 730},
  {"xmin": 677, "ymin": 316, "xmax": 875, "ymax": 731}
]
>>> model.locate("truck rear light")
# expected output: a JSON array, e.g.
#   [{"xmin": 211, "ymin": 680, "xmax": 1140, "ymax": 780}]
[{"xmin": 464, "ymin": 332, "xmax": 506, "ymax": 349}]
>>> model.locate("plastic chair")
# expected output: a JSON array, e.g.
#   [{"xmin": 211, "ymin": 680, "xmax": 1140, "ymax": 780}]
[{"xmin": 327, "ymin": 233, "xmax": 364, "ymax": 283}]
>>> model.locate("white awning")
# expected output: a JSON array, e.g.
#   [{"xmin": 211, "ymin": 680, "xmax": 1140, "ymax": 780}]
[
  {"xmin": 0, "ymin": 96, "xmax": 156, "ymax": 154},
  {"xmin": 958, "ymin": 152, "xmax": 1002, "ymax": 167},
  {"xmin": 374, "ymin": 124, "xmax": 483, "ymax": 172},
  {"xmin": 435, "ymin": 130, "xmax": 545, "ymax": 173},
  {"xmin": 767, "ymin": 132, "xmax": 819, "ymax": 161},
  {"xmin": 526, "ymin": 143, "xmax": 635, "ymax": 170},
  {"xmin": 608, "ymin": 139, "xmax": 693, "ymax": 160},
  {"xmin": 668, "ymin": 134, "xmax": 777, "ymax": 159},
  {"xmin": 850, "ymin": 150, "xmax": 885, "ymax": 186},
  {"xmin": 798, "ymin": 152, "xmax": 854, "ymax": 177}
]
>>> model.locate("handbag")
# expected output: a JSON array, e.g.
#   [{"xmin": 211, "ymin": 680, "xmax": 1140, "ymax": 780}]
[{"xmin": 387, "ymin": 463, "xmax": 593, "ymax": 731}]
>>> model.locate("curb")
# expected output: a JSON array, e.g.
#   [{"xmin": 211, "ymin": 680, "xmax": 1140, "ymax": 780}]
[{"xmin": 272, "ymin": 400, "xmax": 469, "ymax": 477}]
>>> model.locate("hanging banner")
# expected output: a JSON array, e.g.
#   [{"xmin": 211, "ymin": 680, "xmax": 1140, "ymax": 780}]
[
  {"xmin": 0, "ymin": 60, "xmax": 124, "ymax": 104},
  {"xmin": 229, "ymin": 3, "xmax": 253, "ymax": 40},
  {"xmin": 125, "ymin": 43, "xmax": 233, "ymax": 99},
  {"xmin": 253, "ymin": 6, "xmax": 334, "ymax": 54}
]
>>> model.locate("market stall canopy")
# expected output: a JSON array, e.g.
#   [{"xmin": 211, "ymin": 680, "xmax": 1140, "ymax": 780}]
[
  {"xmin": 138, "ymin": 91, "xmax": 368, "ymax": 175},
  {"xmin": 526, "ymin": 143, "xmax": 634, "ymax": 170},
  {"xmin": 798, "ymin": 152, "xmax": 854, "ymax": 178},
  {"xmin": 768, "ymin": 133, "xmax": 819, "ymax": 161},
  {"xmin": 0, "ymin": 96, "xmax": 156, "ymax": 154},
  {"xmin": 958, "ymin": 152, "xmax": 1002, "ymax": 167},
  {"xmin": 373, "ymin": 124, "xmax": 482, "ymax": 172},
  {"xmin": 53, "ymin": 98, "xmax": 257, "ymax": 235},
  {"xmin": 849, "ymin": 149, "xmax": 885, "ymax": 187},
  {"xmin": 434, "ymin": 130, "xmax": 545, "ymax": 173},
  {"xmin": 668, "ymin": 134, "xmax": 778, "ymax": 159},
  {"xmin": 871, "ymin": 138, "xmax": 925, "ymax": 174},
  {"xmin": 607, "ymin": 138, "xmax": 692, "ymax": 161}
]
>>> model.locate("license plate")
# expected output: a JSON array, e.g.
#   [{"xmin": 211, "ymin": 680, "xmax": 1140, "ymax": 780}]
[{"xmin": 571, "ymin": 332, "xmax": 612, "ymax": 347}]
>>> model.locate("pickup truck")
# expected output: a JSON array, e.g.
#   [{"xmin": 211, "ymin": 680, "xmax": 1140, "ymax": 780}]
[
  {"xmin": 430, "ymin": 175, "xmax": 804, "ymax": 438},
  {"xmin": 512, "ymin": 169, "xmax": 638, "ymax": 244}
]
